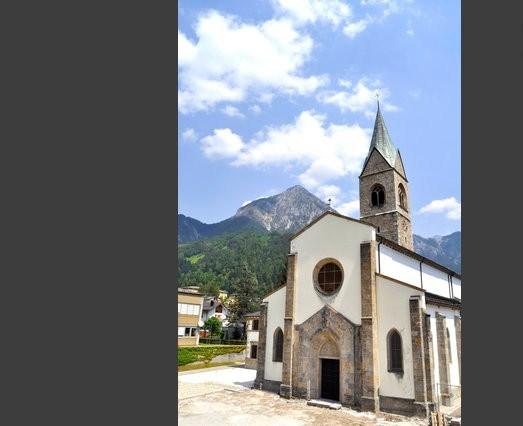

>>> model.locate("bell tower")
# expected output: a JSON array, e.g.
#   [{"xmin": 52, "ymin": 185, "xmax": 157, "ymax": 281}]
[{"xmin": 359, "ymin": 103, "xmax": 413, "ymax": 249}]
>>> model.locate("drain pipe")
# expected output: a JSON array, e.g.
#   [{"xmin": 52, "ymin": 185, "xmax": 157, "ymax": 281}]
[
  {"xmin": 377, "ymin": 240, "xmax": 382, "ymax": 274},
  {"xmin": 419, "ymin": 258, "xmax": 424, "ymax": 289}
]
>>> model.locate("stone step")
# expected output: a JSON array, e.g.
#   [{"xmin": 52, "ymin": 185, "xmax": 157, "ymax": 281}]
[{"xmin": 307, "ymin": 399, "xmax": 342, "ymax": 410}]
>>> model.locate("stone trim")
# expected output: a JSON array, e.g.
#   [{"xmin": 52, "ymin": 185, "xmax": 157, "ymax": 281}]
[
  {"xmin": 423, "ymin": 314, "xmax": 436, "ymax": 403},
  {"xmin": 436, "ymin": 312, "xmax": 451, "ymax": 405},
  {"xmin": 254, "ymin": 379, "xmax": 281, "ymax": 393},
  {"xmin": 254, "ymin": 302, "xmax": 268, "ymax": 387},
  {"xmin": 379, "ymin": 396, "xmax": 435, "ymax": 418},
  {"xmin": 280, "ymin": 254, "xmax": 296, "ymax": 398},
  {"xmin": 425, "ymin": 292, "xmax": 461, "ymax": 310},
  {"xmin": 360, "ymin": 208, "xmax": 411, "ymax": 222},
  {"xmin": 454, "ymin": 315, "xmax": 461, "ymax": 382},
  {"xmin": 376, "ymin": 273, "xmax": 426, "ymax": 292},
  {"xmin": 409, "ymin": 296, "xmax": 431, "ymax": 418},
  {"xmin": 360, "ymin": 241, "xmax": 380, "ymax": 412}
]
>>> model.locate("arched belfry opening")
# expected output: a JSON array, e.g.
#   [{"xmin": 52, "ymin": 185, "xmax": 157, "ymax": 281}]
[{"xmin": 371, "ymin": 184, "xmax": 385, "ymax": 207}]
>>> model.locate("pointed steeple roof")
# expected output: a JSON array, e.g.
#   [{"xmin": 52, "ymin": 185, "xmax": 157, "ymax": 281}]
[{"xmin": 365, "ymin": 102, "xmax": 397, "ymax": 168}]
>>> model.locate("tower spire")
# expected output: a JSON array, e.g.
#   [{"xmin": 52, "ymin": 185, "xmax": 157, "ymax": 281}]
[{"xmin": 365, "ymin": 102, "xmax": 396, "ymax": 168}]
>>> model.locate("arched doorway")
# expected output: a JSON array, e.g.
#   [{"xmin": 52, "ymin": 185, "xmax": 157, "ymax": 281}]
[{"xmin": 319, "ymin": 339, "xmax": 340, "ymax": 401}]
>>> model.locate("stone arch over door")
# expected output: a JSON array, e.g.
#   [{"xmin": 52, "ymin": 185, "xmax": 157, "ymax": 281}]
[{"xmin": 292, "ymin": 305, "xmax": 361, "ymax": 407}]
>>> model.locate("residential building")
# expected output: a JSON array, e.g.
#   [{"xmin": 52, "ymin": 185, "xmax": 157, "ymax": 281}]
[
  {"xmin": 178, "ymin": 288, "xmax": 204, "ymax": 346},
  {"xmin": 244, "ymin": 311, "xmax": 260, "ymax": 369}
]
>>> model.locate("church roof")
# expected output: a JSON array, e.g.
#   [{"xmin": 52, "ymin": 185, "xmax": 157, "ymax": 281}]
[{"xmin": 364, "ymin": 103, "xmax": 398, "ymax": 168}]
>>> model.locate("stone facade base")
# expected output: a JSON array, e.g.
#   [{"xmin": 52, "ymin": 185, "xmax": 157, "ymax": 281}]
[
  {"xmin": 245, "ymin": 358, "xmax": 257, "ymax": 370},
  {"xmin": 253, "ymin": 379, "xmax": 281, "ymax": 394},
  {"xmin": 361, "ymin": 396, "xmax": 379, "ymax": 412},
  {"xmin": 280, "ymin": 384, "xmax": 292, "ymax": 399},
  {"xmin": 379, "ymin": 396, "xmax": 434, "ymax": 418}
]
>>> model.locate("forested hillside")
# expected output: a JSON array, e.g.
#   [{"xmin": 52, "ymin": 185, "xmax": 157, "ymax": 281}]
[{"xmin": 178, "ymin": 231, "xmax": 290, "ymax": 297}]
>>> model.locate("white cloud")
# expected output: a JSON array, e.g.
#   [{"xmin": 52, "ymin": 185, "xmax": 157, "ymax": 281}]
[
  {"xmin": 249, "ymin": 104, "xmax": 262, "ymax": 114},
  {"xmin": 200, "ymin": 128, "xmax": 245, "ymax": 159},
  {"xmin": 406, "ymin": 28, "xmax": 415, "ymax": 37},
  {"xmin": 335, "ymin": 200, "xmax": 360, "ymax": 216},
  {"xmin": 272, "ymin": 0, "xmax": 352, "ymax": 27},
  {"xmin": 361, "ymin": 0, "xmax": 403, "ymax": 18},
  {"xmin": 178, "ymin": 11, "xmax": 328, "ymax": 113},
  {"xmin": 182, "ymin": 128, "xmax": 198, "ymax": 142},
  {"xmin": 201, "ymin": 111, "xmax": 370, "ymax": 189},
  {"xmin": 317, "ymin": 77, "xmax": 398, "ymax": 118},
  {"xmin": 419, "ymin": 197, "xmax": 461, "ymax": 220},
  {"xmin": 343, "ymin": 18, "xmax": 371, "ymax": 39},
  {"xmin": 315, "ymin": 184, "xmax": 342, "ymax": 204},
  {"xmin": 338, "ymin": 79, "xmax": 352, "ymax": 88},
  {"xmin": 222, "ymin": 105, "xmax": 245, "ymax": 118}
]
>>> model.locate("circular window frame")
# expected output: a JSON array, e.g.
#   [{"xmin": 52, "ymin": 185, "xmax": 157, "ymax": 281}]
[{"xmin": 313, "ymin": 258, "xmax": 344, "ymax": 297}]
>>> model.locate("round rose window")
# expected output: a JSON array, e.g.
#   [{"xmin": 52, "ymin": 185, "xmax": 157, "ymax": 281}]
[{"xmin": 314, "ymin": 259, "xmax": 343, "ymax": 295}]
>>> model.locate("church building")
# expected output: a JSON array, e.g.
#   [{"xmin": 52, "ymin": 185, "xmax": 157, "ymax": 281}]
[{"xmin": 253, "ymin": 105, "xmax": 462, "ymax": 418}]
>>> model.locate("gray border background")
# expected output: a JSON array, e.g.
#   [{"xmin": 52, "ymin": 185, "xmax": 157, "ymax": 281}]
[
  {"xmin": 1, "ymin": 0, "xmax": 523, "ymax": 425},
  {"xmin": 462, "ymin": 0, "xmax": 523, "ymax": 424}
]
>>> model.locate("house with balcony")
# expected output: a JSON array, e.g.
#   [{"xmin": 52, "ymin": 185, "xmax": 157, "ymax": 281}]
[{"xmin": 178, "ymin": 288, "xmax": 204, "ymax": 346}]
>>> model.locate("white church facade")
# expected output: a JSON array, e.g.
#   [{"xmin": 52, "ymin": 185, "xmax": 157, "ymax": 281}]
[{"xmin": 253, "ymin": 105, "xmax": 461, "ymax": 418}]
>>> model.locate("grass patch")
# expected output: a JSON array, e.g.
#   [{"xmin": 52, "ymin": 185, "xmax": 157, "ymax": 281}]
[
  {"xmin": 178, "ymin": 360, "xmax": 243, "ymax": 372},
  {"xmin": 178, "ymin": 345, "xmax": 246, "ymax": 366}
]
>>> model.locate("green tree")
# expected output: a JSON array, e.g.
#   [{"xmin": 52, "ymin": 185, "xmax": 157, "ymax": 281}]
[
  {"xmin": 203, "ymin": 316, "xmax": 222, "ymax": 338},
  {"xmin": 226, "ymin": 263, "xmax": 261, "ymax": 337}
]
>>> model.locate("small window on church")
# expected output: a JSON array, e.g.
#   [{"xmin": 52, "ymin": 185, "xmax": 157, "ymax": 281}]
[
  {"xmin": 398, "ymin": 183, "xmax": 407, "ymax": 211},
  {"xmin": 388, "ymin": 329, "xmax": 403, "ymax": 373},
  {"xmin": 273, "ymin": 328, "xmax": 283, "ymax": 362},
  {"xmin": 371, "ymin": 184, "xmax": 385, "ymax": 207},
  {"xmin": 313, "ymin": 259, "xmax": 344, "ymax": 295}
]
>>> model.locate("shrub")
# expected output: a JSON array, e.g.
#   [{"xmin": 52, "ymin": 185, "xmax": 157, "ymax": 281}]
[{"xmin": 177, "ymin": 345, "xmax": 246, "ymax": 366}]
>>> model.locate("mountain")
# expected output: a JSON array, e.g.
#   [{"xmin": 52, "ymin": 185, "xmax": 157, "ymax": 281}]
[
  {"xmin": 413, "ymin": 232, "xmax": 461, "ymax": 273},
  {"xmin": 178, "ymin": 184, "xmax": 461, "ymax": 273},
  {"xmin": 178, "ymin": 185, "xmax": 331, "ymax": 243}
]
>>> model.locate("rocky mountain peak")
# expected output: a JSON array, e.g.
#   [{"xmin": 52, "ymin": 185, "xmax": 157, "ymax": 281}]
[{"xmin": 234, "ymin": 185, "xmax": 330, "ymax": 232}]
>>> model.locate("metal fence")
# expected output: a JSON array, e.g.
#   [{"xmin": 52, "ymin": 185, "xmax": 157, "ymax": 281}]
[{"xmin": 199, "ymin": 338, "xmax": 247, "ymax": 345}]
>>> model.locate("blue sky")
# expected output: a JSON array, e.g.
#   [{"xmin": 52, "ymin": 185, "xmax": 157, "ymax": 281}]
[{"xmin": 179, "ymin": 0, "xmax": 460, "ymax": 238}]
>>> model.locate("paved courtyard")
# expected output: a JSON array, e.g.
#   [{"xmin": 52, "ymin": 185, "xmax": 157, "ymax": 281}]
[{"xmin": 178, "ymin": 365, "xmax": 427, "ymax": 426}]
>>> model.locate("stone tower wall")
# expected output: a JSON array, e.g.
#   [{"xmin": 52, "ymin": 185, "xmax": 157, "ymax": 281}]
[{"xmin": 359, "ymin": 149, "xmax": 413, "ymax": 249}]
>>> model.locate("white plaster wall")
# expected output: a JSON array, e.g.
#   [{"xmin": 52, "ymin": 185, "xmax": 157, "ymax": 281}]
[
  {"xmin": 421, "ymin": 264, "xmax": 452, "ymax": 298},
  {"xmin": 263, "ymin": 286, "xmax": 286, "ymax": 382},
  {"xmin": 376, "ymin": 276, "xmax": 424, "ymax": 399},
  {"xmin": 291, "ymin": 214, "xmax": 376, "ymax": 326},
  {"xmin": 378, "ymin": 245, "xmax": 422, "ymax": 288},
  {"xmin": 246, "ymin": 330, "xmax": 259, "ymax": 342},
  {"xmin": 426, "ymin": 305, "xmax": 461, "ymax": 389},
  {"xmin": 452, "ymin": 277, "xmax": 461, "ymax": 300}
]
